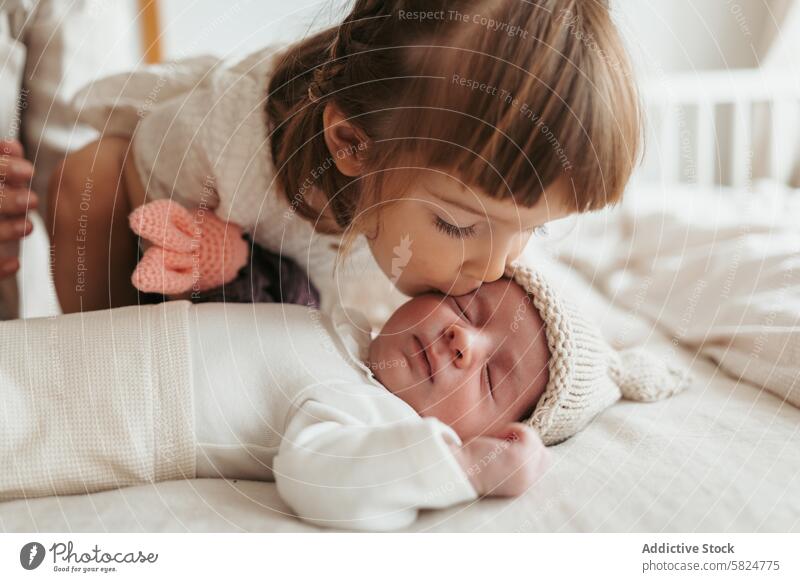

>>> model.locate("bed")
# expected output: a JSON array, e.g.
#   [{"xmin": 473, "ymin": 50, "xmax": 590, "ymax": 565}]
[{"xmin": 2, "ymin": 71, "xmax": 799, "ymax": 533}]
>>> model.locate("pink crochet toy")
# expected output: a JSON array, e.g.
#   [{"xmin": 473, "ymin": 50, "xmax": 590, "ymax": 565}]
[{"xmin": 129, "ymin": 199, "xmax": 248, "ymax": 295}]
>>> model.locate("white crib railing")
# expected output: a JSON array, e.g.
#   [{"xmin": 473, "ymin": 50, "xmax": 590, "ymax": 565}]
[{"xmin": 640, "ymin": 69, "xmax": 800, "ymax": 189}]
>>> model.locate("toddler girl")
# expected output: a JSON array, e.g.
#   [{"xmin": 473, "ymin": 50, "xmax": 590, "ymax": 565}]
[
  {"xmin": 0, "ymin": 264, "xmax": 689, "ymax": 530},
  {"xmin": 48, "ymin": 0, "xmax": 640, "ymax": 317}
]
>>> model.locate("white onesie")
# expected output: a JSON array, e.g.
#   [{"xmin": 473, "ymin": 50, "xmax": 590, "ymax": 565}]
[{"xmin": 0, "ymin": 302, "xmax": 476, "ymax": 531}]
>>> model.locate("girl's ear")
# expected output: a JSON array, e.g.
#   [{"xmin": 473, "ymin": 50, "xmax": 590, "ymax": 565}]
[{"xmin": 323, "ymin": 102, "xmax": 369, "ymax": 177}]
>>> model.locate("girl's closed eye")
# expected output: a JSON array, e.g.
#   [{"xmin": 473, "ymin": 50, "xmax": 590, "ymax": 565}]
[
  {"xmin": 435, "ymin": 214, "xmax": 549, "ymax": 240},
  {"xmin": 433, "ymin": 215, "xmax": 477, "ymax": 239}
]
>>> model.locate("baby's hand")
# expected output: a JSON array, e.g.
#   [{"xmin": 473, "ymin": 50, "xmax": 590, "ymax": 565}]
[{"xmin": 451, "ymin": 423, "xmax": 550, "ymax": 497}]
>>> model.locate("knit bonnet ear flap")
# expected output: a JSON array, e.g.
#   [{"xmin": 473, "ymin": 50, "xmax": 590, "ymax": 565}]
[
  {"xmin": 608, "ymin": 348, "xmax": 693, "ymax": 402},
  {"xmin": 508, "ymin": 260, "xmax": 693, "ymax": 446}
]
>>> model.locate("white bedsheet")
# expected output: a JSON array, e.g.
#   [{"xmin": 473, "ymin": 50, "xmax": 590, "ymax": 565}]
[{"xmin": 2, "ymin": 182, "xmax": 798, "ymax": 532}]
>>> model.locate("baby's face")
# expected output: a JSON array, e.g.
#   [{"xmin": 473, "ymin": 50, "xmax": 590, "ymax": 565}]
[{"xmin": 368, "ymin": 278, "xmax": 550, "ymax": 440}]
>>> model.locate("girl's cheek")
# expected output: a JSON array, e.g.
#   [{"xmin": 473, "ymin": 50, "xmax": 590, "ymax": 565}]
[{"xmin": 417, "ymin": 242, "xmax": 459, "ymax": 276}]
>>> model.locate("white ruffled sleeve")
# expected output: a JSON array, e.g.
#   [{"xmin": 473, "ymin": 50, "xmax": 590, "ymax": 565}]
[
  {"xmin": 73, "ymin": 48, "xmax": 277, "ymax": 229},
  {"xmin": 274, "ymin": 397, "xmax": 478, "ymax": 531},
  {"xmin": 130, "ymin": 54, "xmax": 274, "ymax": 229},
  {"xmin": 130, "ymin": 86, "xmax": 219, "ymax": 209}
]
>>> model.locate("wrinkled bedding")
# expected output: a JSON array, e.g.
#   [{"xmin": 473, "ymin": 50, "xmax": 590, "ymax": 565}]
[
  {"xmin": 544, "ymin": 179, "xmax": 800, "ymax": 409},
  {"xmin": 2, "ymin": 181, "xmax": 798, "ymax": 532}
]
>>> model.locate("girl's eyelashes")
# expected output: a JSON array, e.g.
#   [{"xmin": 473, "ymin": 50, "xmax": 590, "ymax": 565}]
[
  {"xmin": 434, "ymin": 213, "xmax": 548, "ymax": 240},
  {"xmin": 434, "ymin": 215, "xmax": 477, "ymax": 239}
]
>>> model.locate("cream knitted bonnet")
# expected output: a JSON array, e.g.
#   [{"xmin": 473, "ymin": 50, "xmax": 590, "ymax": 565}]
[{"xmin": 509, "ymin": 263, "xmax": 692, "ymax": 446}]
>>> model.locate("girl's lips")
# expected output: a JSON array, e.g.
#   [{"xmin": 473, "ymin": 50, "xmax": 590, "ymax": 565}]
[{"xmin": 436, "ymin": 280, "xmax": 482, "ymax": 297}]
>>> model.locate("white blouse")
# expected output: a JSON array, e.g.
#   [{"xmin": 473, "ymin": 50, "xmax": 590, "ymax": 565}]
[{"xmin": 72, "ymin": 45, "xmax": 407, "ymax": 322}]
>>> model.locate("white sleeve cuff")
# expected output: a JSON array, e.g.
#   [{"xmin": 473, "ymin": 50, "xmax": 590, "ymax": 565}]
[{"xmin": 402, "ymin": 418, "xmax": 479, "ymax": 509}]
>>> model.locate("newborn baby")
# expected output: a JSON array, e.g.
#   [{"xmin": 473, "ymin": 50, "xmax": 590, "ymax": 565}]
[
  {"xmin": 0, "ymin": 263, "xmax": 691, "ymax": 531},
  {"xmin": 190, "ymin": 274, "xmax": 553, "ymax": 531}
]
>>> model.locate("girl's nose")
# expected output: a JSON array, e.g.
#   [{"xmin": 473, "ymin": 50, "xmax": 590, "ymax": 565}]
[
  {"xmin": 464, "ymin": 238, "xmax": 521, "ymax": 284},
  {"xmin": 446, "ymin": 324, "xmax": 481, "ymax": 369},
  {"xmin": 467, "ymin": 252, "xmax": 506, "ymax": 284}
]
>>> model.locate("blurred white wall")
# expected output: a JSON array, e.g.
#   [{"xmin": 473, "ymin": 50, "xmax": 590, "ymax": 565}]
[
  {"xmin": 612, "ymin": 0, "xmax": 770, "ymax": 77},
  {"xmin": 82, "ymin": 0, "xmax": 141, "ymax": 75},
  {"xmin": 155, "ymin": 0, "xmax": 340, "ymax": 61}
]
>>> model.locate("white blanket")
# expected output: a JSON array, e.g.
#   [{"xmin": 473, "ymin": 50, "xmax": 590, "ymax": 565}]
[
  {"xmin": 543, "ymin": 180, "xmax": 800, "ymax": 409},
  {"xmin": 2, "ymin": 182, "xmax": 798, "ymax": 532},
  {"xmin": 0, "ymin": 303, "xmax": 195, "ymax": 500}
]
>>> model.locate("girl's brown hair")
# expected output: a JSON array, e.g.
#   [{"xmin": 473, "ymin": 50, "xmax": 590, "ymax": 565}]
[{"xmin": 266, "ymin": 0, "xmax": 641, "ymax": 237}]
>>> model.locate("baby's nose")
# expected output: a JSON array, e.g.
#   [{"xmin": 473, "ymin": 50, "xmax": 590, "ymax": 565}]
[{"xmin": 446, "ymin": 325, "xmax": 478, "ymax": 369}]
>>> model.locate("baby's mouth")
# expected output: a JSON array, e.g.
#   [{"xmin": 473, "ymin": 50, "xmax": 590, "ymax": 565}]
[{"xmin": 412, "ymin": 335, "xmax": 434, "ymax": 383}]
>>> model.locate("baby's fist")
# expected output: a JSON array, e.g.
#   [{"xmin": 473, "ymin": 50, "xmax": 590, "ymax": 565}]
[{"xmin": 454, "ymin": 423, "xmax": 551, "ymax": 497}]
